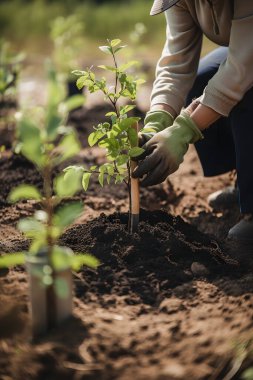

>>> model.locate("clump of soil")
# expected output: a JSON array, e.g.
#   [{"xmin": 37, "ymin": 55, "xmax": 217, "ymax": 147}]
[
  {"xmin": 1, "ymin": 102, "xmax": 252, "ymax": 380},
  {"xmin": 0, "ymin": 153, "xmax": 42, "ymax": 207},
  {"xmin": 62, "ymin": 209, "xmax": 237, "ymax": 307}
]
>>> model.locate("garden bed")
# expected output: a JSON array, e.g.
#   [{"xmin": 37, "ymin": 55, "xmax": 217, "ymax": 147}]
[{"xmin": 0, "ymin": 103, "xmax": 253, "ymax": 380}]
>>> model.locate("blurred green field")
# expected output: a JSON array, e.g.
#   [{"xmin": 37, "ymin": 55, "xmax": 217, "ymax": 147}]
[
  {"xmin": 0, "ymin": 0, "xmax": 164, "ymax": 54},
  {"xmin": 0, "ymin": 0, "xmax": 216, "ymax": 57}
]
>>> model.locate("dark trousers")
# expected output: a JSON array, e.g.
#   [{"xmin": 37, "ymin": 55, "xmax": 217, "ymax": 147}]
[{"xmin": 186, "ymin": 47, "xmax": 253, "ymax": 214}]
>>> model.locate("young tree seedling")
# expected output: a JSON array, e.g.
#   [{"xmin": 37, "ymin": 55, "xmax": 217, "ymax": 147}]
[
  {"xmin": 0, "ymin": 67, "xmax": 98, "ymax": 334},
  {"xmin": 68, "ymin": 39, "xmax": 150, "ymax": 232},
  {"xmin": 50, "ymin": 15, "xmax": 85, "ymax": 97},
  {"xmin": 0, "ymin": 39, "xmax": 25, "ymax": 104}
]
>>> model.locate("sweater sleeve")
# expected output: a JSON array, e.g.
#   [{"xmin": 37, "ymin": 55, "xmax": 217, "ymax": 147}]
[
  {"xmin": 201, "ymin": 1, "xmax": 253, "ymax": 116},
  {"xmin": 151, "ymin": 5, "xmax": 203, "ymax": 115}
]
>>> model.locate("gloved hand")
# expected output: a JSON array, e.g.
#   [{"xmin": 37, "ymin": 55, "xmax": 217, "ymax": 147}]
[
  {"xmin": 132, "ymin": 111, "xmax": 204, "ymax": 186},
  {"xmin": 139, "ymin": 110, "xmax": 174, "ymax": 146}
]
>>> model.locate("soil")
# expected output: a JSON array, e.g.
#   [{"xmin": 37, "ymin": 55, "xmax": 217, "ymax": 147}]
[{"xmin": 0, "ymin": 101, "xmax": 253, "ymax": 380}]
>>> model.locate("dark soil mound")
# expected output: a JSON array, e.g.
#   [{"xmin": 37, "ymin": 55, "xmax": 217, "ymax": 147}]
[
  {"xmin": 0, "ymin": 153, "xmax": 42, "ymax": 207},
  {"xmin": 62, "ymin": 210, "xmax": 237, "ymax": 307}
]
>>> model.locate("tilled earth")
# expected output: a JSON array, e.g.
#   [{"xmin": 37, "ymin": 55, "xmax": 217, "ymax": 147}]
[{"xmin": 0, "ymin": 103, "xmax": 253, "ymax": 380}]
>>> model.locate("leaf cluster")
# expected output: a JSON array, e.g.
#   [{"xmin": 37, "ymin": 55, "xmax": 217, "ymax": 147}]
[
  {"xmin": 70, "ymin": 39, "xmax": 145, "ymax": 191},
  {"xmin": 50, "ymin": 15, "xmax": 85, "ymax": 75},
  {"xmin": 0, "ymin": 68, "xmax": 98, "ymax": 273},
  {"xmin": 0, "ymin": 39, "xmax": 25, "ymax": 97}
]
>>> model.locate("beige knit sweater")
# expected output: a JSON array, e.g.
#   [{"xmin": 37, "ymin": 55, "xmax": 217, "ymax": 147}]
[{"xmin": 151, "ymin": 0, "xmax": 253, "ymax": 116}]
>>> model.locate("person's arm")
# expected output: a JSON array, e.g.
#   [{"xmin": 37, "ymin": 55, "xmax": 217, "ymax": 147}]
[
  {"xmin": 151, "ymin": 4, "xmax": 203, "ymax": 115},
  {"xmin": 152, "ymin": 99, "xmax": 221, "ymax": 131},
  {"xmin": 200, "ymin": 1, "xmax": 253, "ymax": 116}
]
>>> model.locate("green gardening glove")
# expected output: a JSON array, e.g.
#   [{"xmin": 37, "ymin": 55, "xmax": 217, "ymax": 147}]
[
  {"xmin": 139, "ymin": 110, "xmax": 174, "ymax": 146},
  {"xmin": 133, "ymin": 111, "xmax": 204, "ymax": 187}
]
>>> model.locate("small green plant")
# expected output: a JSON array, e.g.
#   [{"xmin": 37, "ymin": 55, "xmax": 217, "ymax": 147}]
[
  {"xmin": 129, "ymin": 22, "xmax": 147, "ymax": 46},
  {"xmin": 0, "ymin": 67, "xmax": 97, "ymax": 291},
  {"xmin": 67, "ymin": 39, "xmax": 149, "ymax": 230},
  {"xmin": 50, "ymin": 15, "xmax": 84, "ymax": 80},
  {"xmin": 0, "ymin": 39, "xmax": 25, "ymax": 102}
]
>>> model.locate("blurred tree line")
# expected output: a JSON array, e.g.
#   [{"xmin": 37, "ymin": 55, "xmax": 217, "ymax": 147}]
[{"xmin": 0, "ymin": 0, "xmax": 165, "ymax": 55}]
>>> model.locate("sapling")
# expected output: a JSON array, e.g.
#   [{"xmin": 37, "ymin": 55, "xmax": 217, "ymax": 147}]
[
  {"xmin": 0, "ymin": 67, "xmax": 98, "ymax": 335},
  {"xmin": 0, "ymin": 40, "xmax": 25, "ymax": 149},
  {"xmin": 0, "ymin": 39, "xmax": 25, "ymax": 104},
  {"xmin": 68, "ymin": 39, "xmax": 150, "ymax": 232},
  {"xmin": 50, "ymin": 15, "xmax": 85, "ymax": 97}
]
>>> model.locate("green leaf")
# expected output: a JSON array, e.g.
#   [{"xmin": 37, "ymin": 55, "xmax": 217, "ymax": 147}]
[
  {"xmin": 116, "ymin": 154, "xmax": 129, "ymax": 166},
  {"xmin": 54, "ymin": 168, "xmax": 82, "ymax": 197},
  {"xmin": 64, "ymin": 94, "xmax": 85, "ymax": 111},
  {"xmin": 18, "ymin": 218, "xmax": 46, "ymax": 240},
  {"xmin": 51, "ymin": 245, "xmax": 73, "ymax": 271},
  {"xmin": 88, "ymin": 130, "xmax": 106, "ymax": 147},
  {"xmin": 98, "ymin": 65, "xmax": 117, "ymax": 72},
  {"xmin": 47, "ymin": 69, "xmax": 65, "ymax": 108},
  {"xmin": 129, "ymin": 147, "xmax": 145, "ymax": 158},
  {"xmin": 136, "ymin": 78, "xmax": 146, "ymax": 86},
  {"xmin": 120, "ymin": 117, "xmax": 140, "ymax": 130},
  {"xmin": 106, "ymin": 175, "xmax": 111, "ymax": 185},
  {"xmin": 0, "ymin": 253, "xmax": 25, "ymax": 268},
  {"xmin": 98, "ymin": 173, "xmax": 104, "ymax": 187},
  {"xmin": 63, "ymin": 165, "xmax": 84, "ymax": 173},
  {"xmin": 57, "ymin": 132, "xmax": 81, "ymax": 162},
  {"xmin": 72, "ymin": 70, "xmax": 86, "ymax": 76},
  {"xmin": 115, "ymin": 174, "xmax": 125, "ymax": 184},
  {"xmin": 105, "ymin": 163, "xmax": 114, "ymax": 176},
  {"xmin": 99, "ymin": 45, "xmax": 112, "ymax": 55},
  {"xmin": 18, "ymin": 118, "xmax": 44, "ymax": 167},
  {"xmin": 53, "ymin": 202, "xmax": 83, "ymax": 229},
  {"xmin": 8, "ymin": 185, "xmax": 42, "ymax": 203},
  {"xmin": 70, "ymin": 253, "xmax": 99, "ymax": 271},
  {"xmin": 128, "ymin": 127, "xmax": 138, "ymax": 147},
  {"xmin": 119, "ymin": 61, "xmax": 139, "ymax": 72},
  {"xmin": 46, "ymin": 114, "xmax": 62, "ymax": 140},
  {"xmin": 82, "ymin": 172, "xmax": 92, "ymax": 191},
  {"xmin": 76, "ymin": 76, "xmax": 87, "ymax": 90},
  {"xmin": 110, "ymin": 39, "xmax": 121, "ymax": 47},
  {"xmin": 120, "ymin": 105, "xmax": 136, "ymax": 115},
  {"xmin": 114, "ymin": 45, "xmax": 127, "ymax": 54},
  {"xmin": 18, "ymin": 218, "xmax": 44, "ymax": 233},
  {"xmin": 105, "ymin": 111, "xmax": 117, "ymax": 117}
]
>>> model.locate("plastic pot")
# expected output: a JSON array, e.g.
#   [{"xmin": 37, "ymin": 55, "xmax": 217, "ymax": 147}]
[{"xmin": 26, "ymin": 252, "xmax": 72, "ymax": 338}]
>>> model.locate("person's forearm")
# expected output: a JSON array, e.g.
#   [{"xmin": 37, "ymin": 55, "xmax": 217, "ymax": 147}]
[
  {"xmin": 151, "ymin": 101, "xmax": 221, "ymax": 131},
  {"xmin": 186, "ymin": 102, "xmax": 221, "ymax": 131}
]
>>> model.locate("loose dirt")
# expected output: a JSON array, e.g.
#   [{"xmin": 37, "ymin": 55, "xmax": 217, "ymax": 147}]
[{"xmin": 0, "ymin": 102, "xmax": 252, "ymax": 380}]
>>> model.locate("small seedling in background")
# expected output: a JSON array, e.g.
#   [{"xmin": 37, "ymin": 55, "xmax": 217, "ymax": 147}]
[
  {"xmin": 50, "ymin": 15, "xmax": 85, "ymax": 97},
  {"xmin": 0, "ymin": 67, "xmax": 97, "ymax": 335},
  {"xmin": 68, "ymin": 39, "xmax": 150, "ymax": 232},
  {"xmin": 0, "ymin": 39, "xmax": 25, "ymax": 104},
  {"xmin": 129, "ymin": 22, "xmax": 147, "ymax": 45}
]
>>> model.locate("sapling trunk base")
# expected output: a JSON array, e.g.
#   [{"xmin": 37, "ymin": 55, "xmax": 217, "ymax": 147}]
[
  {"xmin": 26, "ymin": 253, "xmax": 73, "ymax": 338},
  {"xmin": 129, "ymin": 122, "xmax": 140, "ymax": 234}
]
